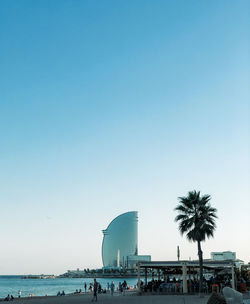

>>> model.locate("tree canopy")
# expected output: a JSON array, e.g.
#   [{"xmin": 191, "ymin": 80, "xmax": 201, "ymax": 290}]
[{"xmin": 174, "ymin": 190, "xmax": 218, "ymax": 242}]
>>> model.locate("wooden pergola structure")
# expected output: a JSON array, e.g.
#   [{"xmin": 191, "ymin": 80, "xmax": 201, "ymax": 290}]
[{"xmin": 137, "ymin": 260, "xmax": 236, "ymax": 293}]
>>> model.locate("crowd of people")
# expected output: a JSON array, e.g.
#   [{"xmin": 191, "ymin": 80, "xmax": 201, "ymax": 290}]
[
  {"xmin": 87, "ymin": 279, "xmax": 129, "ymax": 301},
  {"xmin": 140, "ymin": 275, "xmax": 236, "ymax": 294},
  {"xmin": 54, "ymin": 279, "xmax": 131, "ymax": 302}
]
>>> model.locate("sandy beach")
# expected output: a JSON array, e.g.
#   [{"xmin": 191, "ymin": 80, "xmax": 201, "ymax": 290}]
[{"xmin": 4, "ymin": 293, "xmax": 210, "ymax": 304}]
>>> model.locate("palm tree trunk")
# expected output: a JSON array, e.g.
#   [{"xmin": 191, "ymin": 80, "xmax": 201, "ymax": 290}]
[{"xmin": 197, "ymin": 240, "xmax": 203, "ymax": 295}]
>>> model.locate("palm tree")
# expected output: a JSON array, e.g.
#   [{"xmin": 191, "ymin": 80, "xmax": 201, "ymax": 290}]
[{"xmin": 174, "ymin": 190, "xmax": 217, "ymax": 294}]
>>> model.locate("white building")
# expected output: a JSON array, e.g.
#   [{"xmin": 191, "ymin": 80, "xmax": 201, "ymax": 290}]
[
  {"xmin": 211, "ymin": 251, "xmax": 236, "ymax": 261},
  {"xmin": 102, "ymin": 211, "xmax": 151, "ymax": 269},
  {"xmin": 211, "ymin": 251, "xmax": 244, "ymax": 267}
]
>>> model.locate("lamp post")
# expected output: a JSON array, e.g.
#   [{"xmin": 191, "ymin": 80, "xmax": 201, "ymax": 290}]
[{"xmin": 177, "ymin": 246, "xmax": 180, "ymax": 261}]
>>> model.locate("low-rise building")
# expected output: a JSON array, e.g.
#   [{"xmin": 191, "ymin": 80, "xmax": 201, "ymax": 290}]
[
  {"xmin": 211, "ymin": 251, "xmax": 236, "ymax": 261},
  {"xmin": 211, "ymin": 251, "xmax": 244, "ymax": 268}
]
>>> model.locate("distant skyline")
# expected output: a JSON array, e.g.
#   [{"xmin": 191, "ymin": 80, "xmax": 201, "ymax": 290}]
[{"xmin": 0, "ymin": 0, "xmax": 249, "ymax": 275}]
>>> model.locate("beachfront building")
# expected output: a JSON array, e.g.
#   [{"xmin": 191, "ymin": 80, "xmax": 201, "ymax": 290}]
[
  {"xmin": 211, "ymin": 251, "xmax": 236, "ymax": 261},
  {"xmin": 137, "ymin": 260, "xmax": 237, "ymax": 293},
  {"xmin": 211, "ymin": 251, "xmax": 244, "ymax": 267},
  {"xmin": 102, "ymin": 211, "xmax": 151, "ymax": 269}
]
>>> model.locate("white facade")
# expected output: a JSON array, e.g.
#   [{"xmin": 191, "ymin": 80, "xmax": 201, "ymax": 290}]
[
  {"xmin": 102, "ymin": 211, "xmax": 151, "ymax": 269},
  {"xmin": 211, "ymin": 251, "xmax": 236, "ymax": 261},
  {"xmin": 102, "ymin": 211, "xmax": 138, "ymax": 267},
  {"xmin": 127, "ymin": 255, "xmax": 151, "ymax": 269}
]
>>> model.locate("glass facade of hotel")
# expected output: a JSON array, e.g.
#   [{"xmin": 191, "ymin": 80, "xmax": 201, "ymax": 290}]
[{"xmin": 102, "ymin": 211, "xmax": 138, "ymax": 267}]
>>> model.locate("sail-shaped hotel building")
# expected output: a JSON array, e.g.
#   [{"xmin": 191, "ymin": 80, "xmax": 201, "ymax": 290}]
[{"xmin": 102, "ymin": 211, "xmax": 151, "ymax": 269}]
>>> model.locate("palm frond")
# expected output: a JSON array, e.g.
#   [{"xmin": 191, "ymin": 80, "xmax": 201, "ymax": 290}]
[{"xmin": 174, "ymin": 214, "xmax": 188, "ymax": 222}]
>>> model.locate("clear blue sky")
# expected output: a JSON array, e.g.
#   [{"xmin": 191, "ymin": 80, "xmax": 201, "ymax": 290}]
[{"xmin": 0, "ymin": 0, "xmax": 249, "ymax": 274}]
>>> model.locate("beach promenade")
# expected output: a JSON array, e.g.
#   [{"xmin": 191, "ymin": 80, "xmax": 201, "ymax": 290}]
[{"xmin": 11, "ymin": 293, "xmax": 210, "ymax": 304}]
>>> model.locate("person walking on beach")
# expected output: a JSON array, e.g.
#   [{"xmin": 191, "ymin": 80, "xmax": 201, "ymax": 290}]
[
  {"xmin": 122, "ymin": 280, "xmax": 127, "ymax": 296},
  {"xmin": 18, "ymin": 290, "xmax": 21, "ymax": 298},
  {"xmin": 91, "ymin": 278, "xmax": 98, "ymax": 302},
  {"xmin": 110, "ymin": 281, "xmax": 115, "ymax": 296},
  {"xmin": 84, "ymin": 282, "xmax": 87, "ymax": 293},
  {"xmin": 118, "ymin": 282, "xmax": 122, "ymax": 294}
]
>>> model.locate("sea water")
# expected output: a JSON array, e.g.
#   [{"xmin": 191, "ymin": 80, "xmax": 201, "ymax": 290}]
[{"xmin": 0, "ymin": 276, "xmax": 138, "ymax": 299}]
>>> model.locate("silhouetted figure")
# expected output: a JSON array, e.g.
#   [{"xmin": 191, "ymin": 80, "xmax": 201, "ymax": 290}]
[
  {"xmin": 118, "ymin": 282, "xmax": 122, "ymax": 294},
  {"xmin": 91, "ymin": 278, "xmax": 98, "ymax": 302},
  {"xmin": 111, "ymin": 281, "xmax": 115, "ymax": 296},
  {"xmin": 122, "ymin": 280, "xmax": 127, "ymax": 295},
  {"xmin": 4, "ymin": 294, "xmax": 10, "ymax": 301}
]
